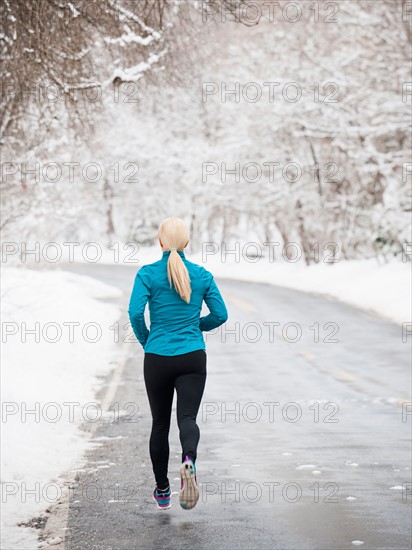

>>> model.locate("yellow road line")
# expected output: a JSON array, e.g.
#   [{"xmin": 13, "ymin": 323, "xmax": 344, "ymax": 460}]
[
  {"xmin": 336, "ymin": 370, "xmax": 355, "ymax": 382},
  {"xmin": 224, "ymin": 292, "xmax": 257, "ymax": 313}
]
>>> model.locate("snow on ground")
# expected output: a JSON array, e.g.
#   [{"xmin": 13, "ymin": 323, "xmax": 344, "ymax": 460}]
[{"xmin": 1, "ymin": 267, "xmax": 122, "ymax": 549}]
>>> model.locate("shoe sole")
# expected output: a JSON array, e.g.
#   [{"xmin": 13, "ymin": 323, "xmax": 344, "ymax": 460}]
[
  {"xmin": 152, "ymin": 493, "xmax": 171, "ymax": 510},
  {"xmin": 179, "ymin": 461, "xmax": 199, "ymax": 510}
]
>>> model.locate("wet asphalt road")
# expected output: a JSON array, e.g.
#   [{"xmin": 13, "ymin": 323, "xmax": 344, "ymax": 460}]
[{"xmin": 56, "ymin": 264, "xmax": 411, "ymax": 550}]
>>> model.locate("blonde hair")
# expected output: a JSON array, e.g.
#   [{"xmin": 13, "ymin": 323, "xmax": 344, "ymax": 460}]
[{"xmin": 158, "ymin": 217, "xmax": 191, "ymax": 303}]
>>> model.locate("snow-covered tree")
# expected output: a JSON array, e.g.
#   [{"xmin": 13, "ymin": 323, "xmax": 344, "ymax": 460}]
[{"xmin": 1, "ymin": 0, "xmax": 410, "ymax": 263}]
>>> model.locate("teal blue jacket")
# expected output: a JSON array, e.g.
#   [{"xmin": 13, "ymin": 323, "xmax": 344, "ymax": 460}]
[{"xmin": 128, "ymin": 250, "xmax": 228, "ymax": 356}]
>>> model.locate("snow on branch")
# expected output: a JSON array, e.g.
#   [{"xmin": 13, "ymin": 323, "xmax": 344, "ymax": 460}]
[
  {"xmin": 107, "ymin": 49, "xmax": 167, "ymax": 84},
  {"xmin": 104, "ymin": 26, "xmax": 159, "ymax": 48},
  {"xmin": 106, "ymin": 0, "xmax": 161, "ymax": 40}
]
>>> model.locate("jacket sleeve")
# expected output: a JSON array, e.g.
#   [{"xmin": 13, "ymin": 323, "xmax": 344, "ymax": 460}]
[
  {"xmin": 199, "ymin": 270, "xmax": 228, "ymax": 332},
  {"xmin": 128, "ymin": 267, "xmax": 151, "ymax": 347}
]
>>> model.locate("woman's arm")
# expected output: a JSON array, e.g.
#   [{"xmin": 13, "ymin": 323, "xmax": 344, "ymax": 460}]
[
  {"xmin": 128, "ymin": 267, "xmax": 150, "ymax": 347},
  {"xmin": 199, "ymin": 271, "xmax": 228, "ymax": 332}
]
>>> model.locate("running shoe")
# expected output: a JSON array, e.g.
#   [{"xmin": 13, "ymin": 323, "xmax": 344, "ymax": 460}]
[
  {"xmin": 179, "ymin": 455, "xmax": 199, "ymax": 510},
  {"xmin": 152, "ymin": 486, "xmax": 171, "ymax": 510}
]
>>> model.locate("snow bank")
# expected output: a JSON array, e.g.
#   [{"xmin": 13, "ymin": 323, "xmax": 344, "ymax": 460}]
[{"xmin": 1, "ymin": 267, "xmax": 122, "ymax": 549}]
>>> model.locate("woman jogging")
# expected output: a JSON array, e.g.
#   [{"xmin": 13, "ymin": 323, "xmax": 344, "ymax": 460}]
[{"xmin": 128, "ymin": 217, "xmax": 228, "ymax": 511}]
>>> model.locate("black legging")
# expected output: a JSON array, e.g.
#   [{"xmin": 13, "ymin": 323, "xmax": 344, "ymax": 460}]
[{"xmin": 143, "ymin": 349, "xmax": 207, "ymax": 489}]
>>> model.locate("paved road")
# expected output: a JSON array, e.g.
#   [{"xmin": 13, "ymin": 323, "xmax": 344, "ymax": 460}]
[{"xmin": 51, "ymin": 264, "xmax": 411, "ymax": 550}]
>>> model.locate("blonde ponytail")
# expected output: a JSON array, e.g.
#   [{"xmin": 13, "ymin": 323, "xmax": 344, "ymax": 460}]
[{"xmin": 158, "ymin": 217, "xmax": 191, "ymax": 303}]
